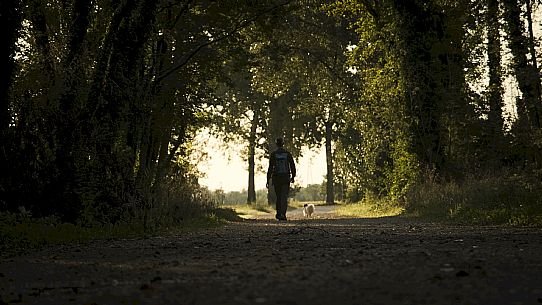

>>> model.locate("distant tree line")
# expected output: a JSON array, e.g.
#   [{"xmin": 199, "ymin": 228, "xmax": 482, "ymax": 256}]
[{"xmin": 210, "ymin": 183, "xmax": 325, "ymax": 205}]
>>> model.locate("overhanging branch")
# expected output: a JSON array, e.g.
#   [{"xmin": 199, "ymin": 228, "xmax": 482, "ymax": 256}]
[{"xmin": 156, "ymin": 1, "xmax": 291, "ymax": 83}]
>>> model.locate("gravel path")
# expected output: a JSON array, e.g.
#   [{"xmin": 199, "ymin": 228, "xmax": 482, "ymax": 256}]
[{"xmin": 1, "ymin": 208, "xmax": 541, "ymax": 305}]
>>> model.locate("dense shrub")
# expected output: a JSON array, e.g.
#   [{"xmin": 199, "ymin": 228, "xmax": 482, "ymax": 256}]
[{"xmin": 405, "ymin": 170, "xmax": 542, "ymax": 225}]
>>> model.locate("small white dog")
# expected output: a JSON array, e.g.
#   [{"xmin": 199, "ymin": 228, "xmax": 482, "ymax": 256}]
[{"xmin": 303, "ymin": 203, "xmax": 315, "ymax": 217}]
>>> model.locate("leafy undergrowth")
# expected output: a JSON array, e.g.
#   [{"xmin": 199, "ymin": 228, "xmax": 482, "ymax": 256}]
[
  {"xmin": 404, "ymin": 172, "xmax": 542, "ymax": 226},
  {"xmin": 0, "ymin": 207, "xmax": 241, "ymax": 258}
]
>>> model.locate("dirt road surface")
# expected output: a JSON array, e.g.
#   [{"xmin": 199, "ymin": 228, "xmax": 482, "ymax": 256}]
[{"xmin": 1, "ymin": 206, "xmax": 541, "ymax": 305}]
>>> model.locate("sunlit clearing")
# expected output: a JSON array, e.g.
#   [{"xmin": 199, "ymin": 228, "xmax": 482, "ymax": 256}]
[{"xmin": 194, "ymin": 129, "xmax": 327, "ymax": 192}]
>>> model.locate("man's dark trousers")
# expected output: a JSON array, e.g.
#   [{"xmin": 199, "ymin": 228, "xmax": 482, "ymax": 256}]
[{"xmin": 273, "ymin": 174, "xmax": 290, "ymax": 217}]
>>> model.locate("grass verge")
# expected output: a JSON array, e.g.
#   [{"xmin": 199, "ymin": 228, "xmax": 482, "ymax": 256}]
[
  {"xmin": 222, "ymin": 202, "xmax": 273, "ymax": 219},
  {"xmin": 335, "ymin": 196, "xmax": 404, "ymax": 218},
  {"xmin": 404, "ymin": 172, "xmax": 542, "ymax": 226},
  {"xmin": 0, "ymin": 207, "xmax": 241, "ymax": 258}
]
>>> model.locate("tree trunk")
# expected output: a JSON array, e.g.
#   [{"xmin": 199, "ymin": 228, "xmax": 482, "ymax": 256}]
[
  {"xmin": 0, "ymin": 0, "xmax": 22, "ymax": 134},
  {"xmin": 247, "ymin": 107, "xmax": 260, "ymax": 204},
  {"xmin": 325, "ymin": 120, "xmax": 334, "ymax": 204},
  {"xmin": 136, "ymin": 38, "xmax": 171, "ymax": 199},
  {"xmin": 486, "ymin": 0, "xmax": 504, "ymax": 144},
  {"xmin": 147, "ymin": 41, "xmax": 176, "ymax": 199},
  {"xmin": 83, "ymin": 0, "xmax": 159, "ymax": 210},
  {"xmin": 266, "ymin": 98, "xmax": 281, "ymax": 205},
  {"xmin": 266, "ymin": 83, "xmax": 299, "ymax": 204},
  {"xmin": 28, "ymin": 0, "xmax": 55, "ymax": 91},
  {"xmin": 65, "ymin": 0, "xmax": 92, "ymax": 64},
  {"xmin": 53, "ymin": 0, "xmax": 93, "ymax": 215},
  {"xmin": 394, "ymin": 0, "xmax": 444, "ymax": 172},
  {"xmin": 503, "ymin": 0, "xmax": 542, "ymax": 129},
  {"xmin": 0, "ymin": 0, "xmax": 22, "ymax": 210},
  {"xmin": 525, "ymin": 0, "xmax": 539, "ymax": 86},
  {"xmin": 153, "ymin": 123, "xmax": 173, "ymax": 196}
]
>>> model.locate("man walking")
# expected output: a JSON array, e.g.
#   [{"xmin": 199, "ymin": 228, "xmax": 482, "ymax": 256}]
[{"xmin": 266, "ymin": 138, "xmax": 296, "ymax": 221}]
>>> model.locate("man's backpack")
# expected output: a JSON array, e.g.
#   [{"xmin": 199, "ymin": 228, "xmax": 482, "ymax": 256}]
[{"xmin": 274, "ymin": 152, "xmax": 290, "ymax": 175}]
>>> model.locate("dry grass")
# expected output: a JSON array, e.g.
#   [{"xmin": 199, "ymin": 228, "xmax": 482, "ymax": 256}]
[
  {"xmin": 222, "ymin": 203, "xmax": 274, "ymax": 219},
  {"xmin": 404, "ymin": 171, "xmax": 542, "ymax": 226},
  {"xmin": 335, "ymin": 201, "xmax": 404, "ymax": 218}
]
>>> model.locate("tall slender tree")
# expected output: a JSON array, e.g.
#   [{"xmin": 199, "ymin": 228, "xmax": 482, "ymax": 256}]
[
  {"xmin": 503, "ymin": 0, "xmax": 542, "ymax": 129},
  {"xmin": 486, "ymin": 0, "xmax": 504, "ymax": 150}
]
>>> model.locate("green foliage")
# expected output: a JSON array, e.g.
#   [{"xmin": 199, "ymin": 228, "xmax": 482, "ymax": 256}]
[
  {"xmin": 330, "ymin": 5, "xmax": 419, "ymax": 203},
  {"xmin": 294, "ymin": 184, "xmax": 326, "ymax": 202},
  {"xmin": 216, "ymin": 183, "xmax": 327, "ymax": 206},
  {"xmin": 405, "ymin": 170, "xmax": 542, "ymax": 226},
  {"xmin": 1, "ymin": 0, "xmax": 297, "ymax": 224},
  {"xmin": 4, "ymin": 0, "xmax": 542, "ymax": 229},
  {"xmin": 0, "ymin": 199, "xmax": 234, "ymax": 258},
  {"xmin": 212, "ymin": 188, "xmax": 269, "ymax": 205},
  {"xmin": 335, "ymin": 195, "xmax": 404, "ymax": 218},
  {"xmin": 0, "ymin": 170, "xmax": 243, "ymax": 257},
  {"xmin": 327, "ymin": 0, "xmax": 542, "ymax": 211}
]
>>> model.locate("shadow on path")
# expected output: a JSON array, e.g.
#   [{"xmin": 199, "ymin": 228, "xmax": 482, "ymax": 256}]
[{"xmin": 1, "ymin": 209, "xmax": 541, "ymax": 305}]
